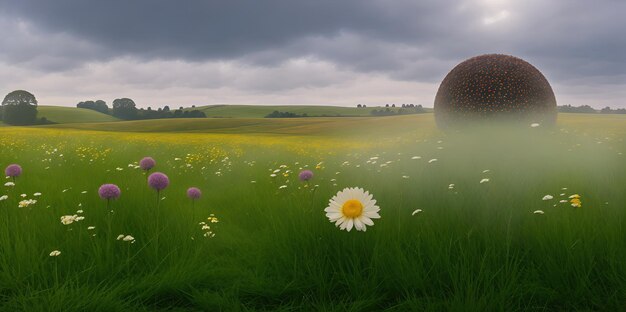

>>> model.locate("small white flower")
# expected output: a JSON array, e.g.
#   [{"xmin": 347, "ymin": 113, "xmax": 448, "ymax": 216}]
[
  {"xmin": 559, "ymin": 200, "xmax": 568, "ymax": 203},
  {"xmin": 76, "ymin": 210, "xmax": 84, "ymax": 214},
  {"xmin": 533, "ymin": 210, "xmax": 545, "ymax": 214},
  {"xmin": 480, "ymin": 178, "xmax": 490, "ymax": 184},
  {"xmin": 116, "ymin": 234, "xmax": 125, "ymax": 240},
  {"xmin": 530, "ymin": 123, "xmax": 540, "ymax": 128},
  {"xmin": 33, "ymin": 192, "xmax": 42, "ymax": 197},
  {"xmin": 0, "ymin": 195, "xmax": 8, "ymax": 201},
  {"xmin": 542, "ymin": 195, "xmax": 554, "ymax": 201},
  {"xmin": 428, "ymin": 159, "xmax": 438, "ymax": 163},
  {"xmin": 411, "ymin": 209, "xmax": 423, "ymax": 216},
  {"xmin": 49, "ymin": 250, "xmax": 61, "ymax": 257},
  {"xmin": 123, "ymin": 235, "xmax": 135, "ymax": 242},
  {"xmin": 279, "ymin": 185, "xmax": 287, "ymax": 189},
  {"xmin": 270, "ymin": 174, "xmax": 277, "ymax": 178},
  {"xmin": 19, "ymin": 199, "xmax": 37, "ymax": 208},
  {"xmin": 87, "ymin": 226, "xmax": 96, "ymax": 230},
  {"xmin": 60, "ymin": 215, "xmax": 78, "ymax": 225},
  {"xmin": 402, "ymin": 175, "xmax": 409, "ymax": 179},
  {"xmin": 482, "ymin": 169, "xmax": 490, "ymax": 173},
  {"xmin": 4, "ymin": 182, "xmax": 15, "ymax": 187},
  {"xmin": 411, "ymin": 156, "xmax": 422, "ymax": 160},
  {"xmin": 20, "ymin": 194, "xmax": 27, "ymax": 198}
]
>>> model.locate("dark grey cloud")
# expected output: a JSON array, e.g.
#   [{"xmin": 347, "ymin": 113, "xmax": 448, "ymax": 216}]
[{"xmin": 1, "ymin": 0, "xmax": 626, "ymax": 107}]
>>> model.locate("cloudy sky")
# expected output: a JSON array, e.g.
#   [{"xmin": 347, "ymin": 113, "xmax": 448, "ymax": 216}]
[{"xmin": 1, "ymin": 0, "xmax": 625, "ymax": 108}]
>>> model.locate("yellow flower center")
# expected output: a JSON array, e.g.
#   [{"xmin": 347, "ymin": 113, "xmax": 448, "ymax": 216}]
[{"xmin": 342, "ymin": 199, "xmax": 364, "ymax": 218}]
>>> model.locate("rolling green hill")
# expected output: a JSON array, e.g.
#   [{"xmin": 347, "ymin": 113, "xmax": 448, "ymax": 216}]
[
  {"xmin": 189, "ymin": 104, "xmax": 431, "ymax": 118},
  {"xmin": 42, "ymin": 113, "xmax": 626, "ymax": 138},
  {"xmin": 45, "ymin": 114, "xmax": 436, "ymax": 137},
  {"xmin": 37, "ymin": 106, "xmax": 119, "ymax": 124}
]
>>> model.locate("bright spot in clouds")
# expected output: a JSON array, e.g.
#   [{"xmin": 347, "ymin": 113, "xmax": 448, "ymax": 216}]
[{"xmin": 483, "ymin": 10, "xmax": 510, "ymax": 25}]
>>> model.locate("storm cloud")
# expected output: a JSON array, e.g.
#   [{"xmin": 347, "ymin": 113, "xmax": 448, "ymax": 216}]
[{"xmin": 0, "ymin": 0, "xmax": 625, "ymax": 108}]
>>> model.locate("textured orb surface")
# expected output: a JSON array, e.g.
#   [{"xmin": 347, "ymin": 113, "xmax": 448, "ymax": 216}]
[{"xmin": 434, "ymin": 54, "xmax": 557, "ymax": 128}]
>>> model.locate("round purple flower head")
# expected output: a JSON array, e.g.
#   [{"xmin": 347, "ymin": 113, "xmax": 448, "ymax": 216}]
[
  {"xmin": 139, "ymin": 157, "xmax": 156, "ymax": 171},
  {"xmin": 148, "ymin": 172, "xmax": 169, "ymax": 191},
  {"xmin": 298, "ymin": 170, "xmax": 314, "ymax": 182},
  {"xmin": 187, "ymin": 187, "xmax": 202, "ymax": 200},
  {"xmin": 5, "ymin": 164, "xmax": 22, "ymax": 178},
  {"xmin": 98, "ymin": 184, "xmax": 121, "ymax": 200}
]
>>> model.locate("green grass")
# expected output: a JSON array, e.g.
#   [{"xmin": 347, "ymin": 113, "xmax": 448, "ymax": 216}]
[
  {"xmin": 0, "ymin": 114, "xmax": 625, "ymax": 310},
  {"xmin": 189, "ymin": 104, "xmax": 431, "ymax": 118},
  {"xmin": 44, "ymin": 114, "xmax": 437, "ymax": 139},
  {"xmin": 37, "ymin": 106, "xmax": 119, "ymax": 124}
]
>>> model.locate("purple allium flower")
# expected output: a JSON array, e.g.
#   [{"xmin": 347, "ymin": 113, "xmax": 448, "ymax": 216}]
[
  {"xmin": 187, "ymin": 187, "xmax": 202, "ymax": 200},
  {"xmin": 298, "ymin": 170, "xmax": 314, "ymax": 182},
  {"xmin": 148, "ymin": 172, "xmax": 169, "ymax": 191},
  {"xmin": 98, "ymin": 184, "xmax": 121, "ymax": 200},
  {"xmin": 5, "ymin": 164, "xmax": 22, "ymax": 178},
  {"xmin": 139, "ymin": 157, "xmax": 156, "ymax": 171}
]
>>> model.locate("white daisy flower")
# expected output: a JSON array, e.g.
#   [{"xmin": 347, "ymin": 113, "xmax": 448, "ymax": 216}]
[
  {"xmin": 0, "ymin": 195, "xmax": 7, "ymax": 201},
  {"xmin": 324, "ymin": 187, "xmax": 380, "ymax": 232},
  {"xmin": 49, "ymin": 250, "xmax": 61, "ymax": 257},
  {"xmin": 542, "ymin": 195, "xmax": 554, "ymax": 201},
  {"xmin": 4, "ymin": 182, "xmax": 15, "ymax": 187}
]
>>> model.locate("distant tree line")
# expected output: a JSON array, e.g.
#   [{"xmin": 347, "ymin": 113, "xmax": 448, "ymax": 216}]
[
  {"xmin": 371, "ymin": 105, "xmax": 426, "ymax": 116},
  {"xmin": 558, "ymin": 105, "xmax": 626, "ymax": 114},
  {"xmin": 600, "ymin": 106, "xmax": 626, "ymax": 114},
  {"xmin": 357, "ymin": 103, "xmax": 420, "ymax": 108},
  {"xmin": 265, "ymin": 111, "xmax": 307, "ymax": 118},
  {"xmin": 77, "ymin": 98, "xmax": 206, "ymax": 120},
  {"xmin": 558, "ymin": 105, "xmax": 597, "ymax": 113}
]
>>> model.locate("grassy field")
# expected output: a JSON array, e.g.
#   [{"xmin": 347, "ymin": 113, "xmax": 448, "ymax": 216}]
[
  {"xmin": 189, "ymin": 104, "xmax": 431, "ymax": 118},
  {"xmin": 44, "ymin": 114, "xmax": 437, "ymax": 139},
  {"xmin": 37, "ymin": 106, "xmax": 119, "ymax": 124},
  {"xmin": 0, "ymin": 113, "xmax": 625, "ymax": 311}
]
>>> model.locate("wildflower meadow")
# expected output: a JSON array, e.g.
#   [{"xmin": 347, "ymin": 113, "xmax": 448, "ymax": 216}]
[{"xmin": 0, "ymin": 114, "xmax": 625, "ymax": 310}]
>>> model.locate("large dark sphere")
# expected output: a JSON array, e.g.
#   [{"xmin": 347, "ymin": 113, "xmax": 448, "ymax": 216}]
[{"xmin": 434, "ymin": 54, "xmax": 557, "ymax": 128}]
